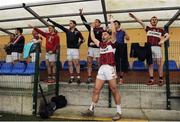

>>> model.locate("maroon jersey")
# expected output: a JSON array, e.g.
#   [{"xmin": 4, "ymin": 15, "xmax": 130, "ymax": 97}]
[
  {"xmin": 146, "ymin": 26, "xmax": 165, "ymax": 46},
  {"xmin": 34, "ymin": 28, "xmax": 60, "ymax": 53},
  {"xmin": 99, "ymin": 41, "xmax": 116, "ymax": 66}
]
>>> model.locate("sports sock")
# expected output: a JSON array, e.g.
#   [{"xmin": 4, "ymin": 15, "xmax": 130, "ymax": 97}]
[
  {"xmin": 116, "ymin": 104, "xmax": 122, "ymax": 114},
  {"xmin": 89, "ymin": 102, "xmax": 96, "ymax": 111}
]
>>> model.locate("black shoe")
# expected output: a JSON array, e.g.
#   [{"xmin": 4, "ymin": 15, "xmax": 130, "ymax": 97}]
[
  {"xmin": 75, "ymin": 78, "xmax": 81, "ymax": 85},
  {"xmin": 81, "ymin": 109, "xmax": 94, "ymax": 117},
  {"xmin": 68, "ymin": 78, "xmax": 74, "ymax": 84},
  {"xmin": 86, "ymin": 77, "xmax": 93, "ymax": 84}
]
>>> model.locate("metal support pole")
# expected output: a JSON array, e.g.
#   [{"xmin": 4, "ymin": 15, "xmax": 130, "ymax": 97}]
[
  {"xmin": 0, "ymin": 7, "xmax": 180, "ymax": 23},
  {"xmin": 101, "ymin": 0, "xmax": 112, "ymax": 108},
  {"xmin": 3, "ymin": 18, "xmax": 180, "ymax": 31},
  {"xmin": 32, "ymin": 47, "xmax": 40, "ymax": 115},
  {"xmin": 22, "ymin": 3, "xmax": 49, "ymax": 26},
  {"xmin": 0, "ymin": 28, "xmax": 13, "ymax": 35},
  {"xmin": 165, "ymin": 9, "xmax": 180, "ymax": 27},
  {"xmin": 164, "ymin": 9, "xmax": 180, "ymax": 110},
  {"xmin": 164, "ymin": 26, "xmax": 171, "ymax": 110},
  {"xmin": 55, "ymin": 46, "xmax": 60, "ymax": 96},
  {"xmin": 101, "ymin": 0, "xmax": 108, "ymax": 27}
]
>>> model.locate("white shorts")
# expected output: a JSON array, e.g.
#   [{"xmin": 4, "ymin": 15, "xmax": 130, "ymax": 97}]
[
  {"xmin": 11, "ymin": 52, "xmax": 21, "ymax": 61},
  {"xmin": 151, "ymin": 46, "xmax": 162, "ymax": 59},
  {"xmin": 97, "ymin": 65, "xmax": 117, "ymax": 81},
  {"xmin": 6, "ymin": 55, "xmax": 12, "ymax": 63},
  {"xmin": 88, "ymin": 47, "xmax": 100, "ymax": 58},
  {"xmin": 30, "ymin": 53, "xmax": 41, "ymax": 62},
  {"xmin": 45, "ymin": 53, "xmax": 56, "ymax": 62},
  {"xmin": 67, "ymin": 48, "xmax": 79, "ymax": 61}
]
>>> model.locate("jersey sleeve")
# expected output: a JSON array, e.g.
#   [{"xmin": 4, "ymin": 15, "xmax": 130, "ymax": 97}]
[{"xmin": 145, "ymin": 26, "xmax": 150, "ymax": 32}]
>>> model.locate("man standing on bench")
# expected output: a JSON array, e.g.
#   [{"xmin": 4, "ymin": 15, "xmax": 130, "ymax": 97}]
[
  {"xmin": 129, "ymin": 13, "xmax": 169, "ymax": 86},
  {"xmin": 79, "ymin": 8, "xmax": 104, "ymax": 84},
  {"xmin": 29, "ymin": 24, "xmax": 60, "ymax": 83},
  {"xmin": 47, "ymin": 18, "xmax": 84, "ymax": 84}
]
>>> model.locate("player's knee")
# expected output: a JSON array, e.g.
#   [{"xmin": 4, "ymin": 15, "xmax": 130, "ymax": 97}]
[
  {"xmin": 93, "ymin": 87, "xmax": 101, "ymax": 95},
  {"xmin": 157, "ymin": 62, "xmax": 162, "ymax": 66},
  {"xmin": 68, "ymin": 61, "xmax": 73, "ymax": 66},
  {"xmin": 87, "ymin": 61, "xmax": 92, "ymax": 66},
  {"xmin": 148, "ymin": 64, "xmax": 153, "ymax": 68},
  {"xmin": 49, "ymin": 62, "xmax": 52, "ymax": 67},
  {"xmin": 52, "ymin": 63, "xmax": 56, "ymax": 68},
  {"xmin": 110, "ymin": 86, "xmax": 117, "ymax": 94},
  {"xmin": 74, "ymin": 61, "xmax": 79, "ymax": 67},
  {"xmin": 46, "ymin": 60, "xmax": 50, "ymax": 66}
]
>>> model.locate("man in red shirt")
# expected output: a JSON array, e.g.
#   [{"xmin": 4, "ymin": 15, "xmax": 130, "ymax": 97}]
[
  {"xmin": 129, "ymin": 13, "xmax": 169, "ymax": 86},
  {"xmin": 29, "ymin": 24, "xmax": 60, "ymax": 83},
  {"xmin": 81, "ymin": 15, "xmax": 122, "ymax": 121}
]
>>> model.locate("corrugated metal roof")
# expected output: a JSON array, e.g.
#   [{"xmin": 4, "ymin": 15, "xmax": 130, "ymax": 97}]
[{"xmin": 0, "ymin": 0, "xmax": 179, "ymax": 35}]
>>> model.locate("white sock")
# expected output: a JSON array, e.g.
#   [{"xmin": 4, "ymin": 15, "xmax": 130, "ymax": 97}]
[
  {"xmin": 89, "ymin": 102, "xmax": 96, "ymax": 111},
  {"xmin": 116, "ymin": 104, "xmax": 122, "ymax": 114},
  {"xmin": 70, "ymin": 76, "xmax": 74, "ymax": 79},
  {"xmin": 77, "ymin": 75, "xmax": 80, "ymax": 79}
]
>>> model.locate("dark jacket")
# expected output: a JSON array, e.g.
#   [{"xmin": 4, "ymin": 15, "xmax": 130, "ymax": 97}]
[
  {"xmin": 11, "ymin": 35, "xmax": 25, "ymax": 53},
  {"xmin": 80, "ymin": 14, "xmax": 103, "ymax": 48},
  {"xmin": 48, "ymin": 19, "xmax": 84, "ymax": 49},
  {"xmin": 130, "ymin": 43, "xmax": 153, "ymax": 65}
]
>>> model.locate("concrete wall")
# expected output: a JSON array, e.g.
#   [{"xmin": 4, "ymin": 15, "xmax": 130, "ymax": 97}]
[
  {"xmin": 59, "ymin": 83, "xmax": 180, "ymax": 110},
  {"xmin": 0, "ymin": 90, "xmax": 33, "ymax": 115},
  {"xmin": 0, "ymin": 82, "xmax": 55, "ymax": 115},
  {"xmin": 0, "ymin": 82, "xmax": 179, "ymax": 115}
]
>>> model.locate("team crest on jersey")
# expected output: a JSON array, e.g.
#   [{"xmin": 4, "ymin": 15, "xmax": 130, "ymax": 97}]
[
  {"xmin": 100, "ymin": 45, "xmax": 115, "ymax": 54},
  {"xmin": 147, "ymin": 30, "xmax": 162, "ymax": 38}
]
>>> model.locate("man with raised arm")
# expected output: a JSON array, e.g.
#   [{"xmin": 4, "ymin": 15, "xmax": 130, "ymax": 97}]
[
  {"xmin": 47, "ymin": 18, "xmax": 84, "ymax": 84},
  {"xmin": 129, "ymin": 13, "xmax": 169, "ymax": 86},
  {"xmin": 79, "ymin": 8, "xmax": 104, "ymax": 84},
  {"xmin": 28, "ymin": 24, "xmax": 60, "ymax": 83},
  {"xmin": 81, "ymin": 15, "xmax": 122, "ymax": 121}
]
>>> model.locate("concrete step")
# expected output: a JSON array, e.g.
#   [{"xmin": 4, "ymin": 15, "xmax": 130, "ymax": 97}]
[
  {"xmin": 58, "ymin": 83, "xmax": 180, "ymax": 110},
  {"xmin": 51, "ymin": 105, "xmax": 180, "ymax": 121}
]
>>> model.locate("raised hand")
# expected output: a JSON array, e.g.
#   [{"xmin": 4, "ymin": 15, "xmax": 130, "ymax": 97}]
[
  {"xmin": 108, "ymin": 14, "xmax": 114, "ymax": 22},
  {"xmin": 79, "ymin": 8, "xmax": 83, "ymax": 15},
  {"xmin": 129, "ymin": 13, "xmax": 135, "ymax": 18},
  {"xmin": 47, "ymin": 18, "xmax": 50, "ymax": 22},
  {"xmin": 90, "ymin": 42, "xmax": 95, "ymax": 46},
  {"xmin": 90, "ymin": 22, "xmax": 95, "ymax": 28}
]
